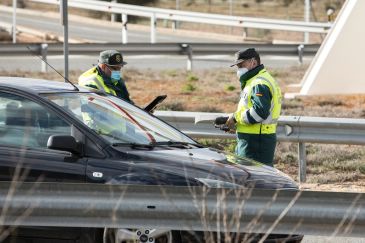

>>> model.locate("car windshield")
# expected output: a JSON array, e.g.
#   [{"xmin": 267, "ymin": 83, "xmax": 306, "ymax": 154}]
[{"xmin": 42, "ymin": 92, "xmax": 195, "ymax": 145}]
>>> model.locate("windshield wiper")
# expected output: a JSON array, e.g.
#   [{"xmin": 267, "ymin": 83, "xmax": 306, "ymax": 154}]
[
  {"xmin": 112, "ymin": 141, "xmax": 203, "ymax": 149},
  {"xmin": 150, "ymin": 141, "xmax": 204, "ymax": 148},
  {"xmin": 112, "ymin": 142, "xmax": 154, "ymax": 150}
]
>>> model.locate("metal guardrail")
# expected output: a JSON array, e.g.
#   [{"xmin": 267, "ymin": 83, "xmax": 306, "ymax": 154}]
[
  {"xmin": 0, "ymin": 43, "xmax": 319, "ymax": 56},
  {"xmin": 155, "ymin": 111, "xmax": 365, "ymax": 144},
  {"xmin": 154, "ymin": 111, "xmax": 365, "ymax": 182},
  {"xmin": 0, "ymin": 43, "xmax": 319, "ymax": 71},
  {"xmin": 30, "ymin": 0, "xmax": 332, "ymax": 44},
  {"xmin": 1, "ymin": 182, "xmax": 364, "ymax": 237}
]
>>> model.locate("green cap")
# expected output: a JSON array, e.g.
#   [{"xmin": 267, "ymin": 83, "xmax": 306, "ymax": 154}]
[
  {"xmin": 230, "ymin": 48, "xmax": 259, "ymax": 67},
  {"xmin": 99, "ymin": 50, "xmax": 127, "ymax": 66}
]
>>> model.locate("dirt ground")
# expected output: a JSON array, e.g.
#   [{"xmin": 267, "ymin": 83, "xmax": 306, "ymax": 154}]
[{"xmin": 300, "ymin": 183, "xmax": 365, "ymax": 192}]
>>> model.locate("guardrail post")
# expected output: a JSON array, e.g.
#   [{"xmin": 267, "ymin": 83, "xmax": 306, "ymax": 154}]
[
  {"xmin": 111, "ymin": 0, "xmax": 117, "ymax": 22},
  {"xmin": 304, "ymin": 0, "xmax": 310, "ymax": 44},
  {"xmin": 298, "ymin": 44, "xmax": 304, "ymax": 64},
  {"xmin": 243, "ymin": 27, "xmax": 248, "ymax": 40},
  {"xmin": 298, "ymin": 142, "xmax": 307, "ymax": 183},
  {"xmin": 40, "ymin": 43, "xmax": 48, "ymax": 73},
  {"xmin": 173, "ymin": 0, "xmax": 180, "ymax": 30},
  {"xmin": 150, "ymin": 13, "xmax": 157, "ymax": 43},
  {"xmin": 122, "ymin": 14, "xmax": 128, "ymax": 44},
  {"xmin": 12, "ymin": 0, "xmax": 17, "ymax": 43},
  {"xmin": 60, "ymin": 0, "xmax": 69, "ymax": 80},
  {"xmin": 181, "ymin": 44, "xmax": 193, "ymax": 71},
  {"xmin": 172, "ymin": 21, "xmax": 178, "ymax": 30}
]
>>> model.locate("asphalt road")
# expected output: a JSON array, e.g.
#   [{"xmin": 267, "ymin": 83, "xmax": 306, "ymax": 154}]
[{"xmin": 0, "ymin": 7, "xmax": 229, "ymax": 43}]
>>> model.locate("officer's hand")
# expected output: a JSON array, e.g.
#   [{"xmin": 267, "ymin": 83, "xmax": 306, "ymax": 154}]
[
  {"xmin": 227, "ymin": 129, "xmax": 236, "ymax": 134},
  {"xmin": 225, "ymin": 114, "xmax": 236, "ymax": 131}
]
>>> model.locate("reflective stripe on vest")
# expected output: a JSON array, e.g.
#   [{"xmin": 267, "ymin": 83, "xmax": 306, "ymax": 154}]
[
  {"xmin": 255, "ymin": 76, "xmax": 278, "ymax": 125},
  {"xmin": 234, "ymin": 69, "xmax": 282, "ymax": 134}
]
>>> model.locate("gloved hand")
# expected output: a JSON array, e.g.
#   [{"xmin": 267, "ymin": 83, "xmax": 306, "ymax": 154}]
[
  {"xmin": 214, "ymin": 116, "xmax": 229, "ymax": 132},
  {"xmin": 214, "ymin": 116, "xmax": 228, "ymax": 125},
  {"xmin": 225, "ymin": 113, "xmax": 236, "ymax": 133}
]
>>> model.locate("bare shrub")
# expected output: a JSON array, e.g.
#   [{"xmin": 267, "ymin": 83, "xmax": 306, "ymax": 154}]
[
  {"xmin": 159, "ymin": 101, "xmax": 185, "ymax": 111},
  {"xmin": 193, "ymin": 105, "xmax": 223, "ymax": 113},
  {"xmin": 309, "ymin": 172, "xmax": 362, "ymax": 184},
  {"xmin": 181, "ymin": 82, "xmax": 197, "ymax": 93},
  {"xmin": 317, "ymin": 100, "xmax": 345, "ymax": 107}
]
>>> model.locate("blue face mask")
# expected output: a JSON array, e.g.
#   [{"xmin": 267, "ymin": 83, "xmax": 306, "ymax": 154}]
[
  {"xmin": 111, "ymin": 70, "xmax": 121, "ymax": 80},
  {"xmin": 106, "ymin": 65, "xmax": 121, "ymax": 80},
  {"xmin": 237, "ymin": 68, "xmax": 248, "ymax": 78}
]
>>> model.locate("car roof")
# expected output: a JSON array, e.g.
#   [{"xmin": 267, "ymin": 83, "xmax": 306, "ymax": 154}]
[{"xmin": 0, "ymin": 77, "xmax": 91, "ymax": 93}]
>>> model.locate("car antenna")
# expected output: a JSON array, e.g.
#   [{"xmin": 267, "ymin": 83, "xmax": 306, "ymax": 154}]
[{"xmin": 26, "ymin": 45, "xmax": 79, "ymax": 91}]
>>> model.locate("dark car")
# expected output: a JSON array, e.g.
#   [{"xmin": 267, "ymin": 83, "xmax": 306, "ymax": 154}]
[{"xmin": 0, "ymin": 77, "xmax": 302, "ymax": 243}]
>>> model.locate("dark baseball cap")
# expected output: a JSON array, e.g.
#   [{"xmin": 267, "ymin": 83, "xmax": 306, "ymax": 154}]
[
  {"xmin": 99, "ymin": 50, "xmax": 127, "ymax": 66},
  {"xmin": 230, "ymin": 48, "xmax": 259, "ymax": 67}
]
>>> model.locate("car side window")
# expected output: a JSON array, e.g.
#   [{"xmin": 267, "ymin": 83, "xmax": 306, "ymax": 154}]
[{"xmin": 0, "ymin": 92, "xmax": 71, "ymax": 149}]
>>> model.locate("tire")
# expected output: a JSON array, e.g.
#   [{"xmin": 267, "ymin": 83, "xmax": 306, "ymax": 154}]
[{"xmin": 103, "ymin": 228, "xmax": 116, "ymax": 243}]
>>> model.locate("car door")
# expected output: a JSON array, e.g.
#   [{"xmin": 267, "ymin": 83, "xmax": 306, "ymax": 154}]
[{"xmin": 0, "ymin": 91, "xmax": 86, "ymax": 183}]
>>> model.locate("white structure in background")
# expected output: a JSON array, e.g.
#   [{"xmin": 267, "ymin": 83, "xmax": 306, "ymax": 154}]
[{"xmin": 299, "ymin": 0, "xmax": 365, "ymax": 95}]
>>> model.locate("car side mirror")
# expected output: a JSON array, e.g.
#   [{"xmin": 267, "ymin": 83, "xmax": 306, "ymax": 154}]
[
  {"xmin": 47, "ymin": 135, "xmax": 81, "ymax": 155},
  {"xmin": 144, "ymin": 95, "xmax": 167, "ymax": 112}
]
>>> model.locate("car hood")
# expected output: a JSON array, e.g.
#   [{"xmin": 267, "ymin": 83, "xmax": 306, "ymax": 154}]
[{"xmin": 124, "ymin": 147, "xmax": 297, "ymax": 190}]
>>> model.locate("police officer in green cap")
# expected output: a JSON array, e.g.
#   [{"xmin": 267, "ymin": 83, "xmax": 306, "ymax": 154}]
[
  {"xmin": 226, "ymin": 48, "xmax": 282, "ymax": 167},
  {"xmin": 78, "ymin": 50, "xmax": 133, "ymax": 103}
]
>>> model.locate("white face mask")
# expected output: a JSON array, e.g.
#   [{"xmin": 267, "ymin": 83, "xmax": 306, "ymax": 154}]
[{"xmin": 237, "ymin": 68, "xmax": 248, "ymax": 78}]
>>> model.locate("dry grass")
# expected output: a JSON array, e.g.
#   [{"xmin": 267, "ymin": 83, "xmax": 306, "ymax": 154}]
[
  {"xmin": 281, "ymin": 96, "xmax": 365, "ymax": 118},
  {"xmin": 5, "ymin": 0, "xmax": 344, "ymax": 22},
  {"xmin": 154, "ymin": 0, "xmax": 344, "ymax": 21},
  {"xmin": 149, "ymin": 0, "xmax": 345, "ymax": 42},
  {"xmin": 124, "ymin": 67, "xmax": 240, "ymax": 112},
  {"xmin": 275, "ymin": 143, "xmax": 365, "ymax": 185},
  {"xmin": 0, "ymin": 30, "xmax": 46, "ymax": 43},
  {"xmin": 200, "ymin": 140, "xmax": 365, "ymax": 188},
  {"xmin": 125, "ymin": 65, "xmax": 311, "ymax": 112}
]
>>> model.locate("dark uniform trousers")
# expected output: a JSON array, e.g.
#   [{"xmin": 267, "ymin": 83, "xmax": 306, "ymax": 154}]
[{"xmin": 236, "ymin": 132, "xmax": 277, "ymax": 167}]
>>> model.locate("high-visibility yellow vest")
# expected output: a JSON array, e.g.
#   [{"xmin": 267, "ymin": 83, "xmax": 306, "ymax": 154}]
[
  {"xmin": 78, "ymin": 67, "xmax": 127, "ymax": 134},
  {"xmin": 234, "ymin": 69, "xmax": 282, "ymax": 134},
  {"xmin": 78, "ymin": 67, "xmax": 118, "ymax": 96}
]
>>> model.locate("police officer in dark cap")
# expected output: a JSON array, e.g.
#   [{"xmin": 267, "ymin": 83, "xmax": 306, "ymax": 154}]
[
  {"xmin": 225, "ymin": 48, "xmax": 282, "ymax": 166},
  {"xmin": 78, "ymin": 50, "xmax": 133, "ymax": 103}
]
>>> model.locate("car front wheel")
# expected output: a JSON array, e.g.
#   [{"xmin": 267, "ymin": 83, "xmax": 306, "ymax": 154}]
[{"xmin": 103, "ymin": 228, "xmax": 181, "ymax": 243}]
